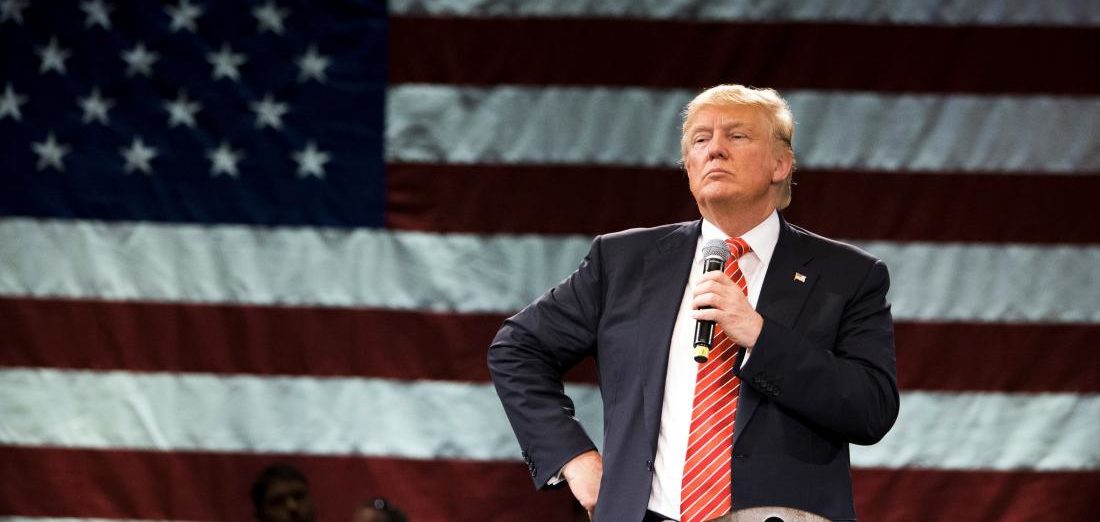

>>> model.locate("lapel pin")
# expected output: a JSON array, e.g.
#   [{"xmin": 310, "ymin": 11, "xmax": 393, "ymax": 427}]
[{"xmin": 794, "ymin": 272, "xmax": 807, "ymax": 283}]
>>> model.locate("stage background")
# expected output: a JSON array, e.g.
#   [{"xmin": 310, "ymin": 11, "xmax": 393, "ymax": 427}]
[{"xmin": 2, "ymin": 1, "xmax": 1098, "ymax": 520}]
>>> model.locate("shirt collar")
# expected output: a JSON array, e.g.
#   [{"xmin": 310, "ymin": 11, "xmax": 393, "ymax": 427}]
[{"xmin": 700, "ymin": 210, "xmax": 780, "ymax": 266}]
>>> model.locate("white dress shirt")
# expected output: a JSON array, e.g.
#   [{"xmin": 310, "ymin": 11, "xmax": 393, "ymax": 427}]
[{"xmin": 647, "ymin": 210, "xmax": 780, "ymax": 518}]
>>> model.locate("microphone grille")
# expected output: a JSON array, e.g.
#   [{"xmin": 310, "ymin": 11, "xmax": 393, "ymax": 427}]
[{"xmin": 701, "ymin": 239, "xmax": 730, "ymax": 261}]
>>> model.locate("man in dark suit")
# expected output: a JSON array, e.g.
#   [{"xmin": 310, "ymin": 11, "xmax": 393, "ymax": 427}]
[{"xmin": 489, "ymin": 84, "xmax": 899, "ymax": 522}]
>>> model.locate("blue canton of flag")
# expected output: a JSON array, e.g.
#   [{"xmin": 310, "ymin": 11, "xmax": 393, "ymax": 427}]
[{"xmin": 0, "ymin": 0, "xmax": 387, "ymax": 227}]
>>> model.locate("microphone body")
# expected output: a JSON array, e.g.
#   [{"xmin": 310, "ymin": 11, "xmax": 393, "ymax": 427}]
[{"xmin": 693, "ymin": 240, "xmax": 731, "ymax": 363}]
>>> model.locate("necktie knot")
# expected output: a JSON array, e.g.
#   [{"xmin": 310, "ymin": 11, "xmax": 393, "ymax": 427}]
[{"xmin": 725, "ymin": 237, "xmax": 751, "ymax": 261}]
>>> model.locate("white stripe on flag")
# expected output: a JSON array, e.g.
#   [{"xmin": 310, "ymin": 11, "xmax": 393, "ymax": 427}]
[
  {"xmin": 386, "ymin": 86, "xmax": 1100, "ymax": 173},
  {"xmin": 0, "ymin": 217, "xmax": 588, "ymax": 314},
  {"xmin": 3, "ymin": 218, "xmax": 1100, "ymax": 322},
  {"xmin": 0, "ymin": 368, "xmax": 597, "ymax": 461},
  {"xmin": 389, "ymin": 0, "xmax": 1100, "ymax": 26},
  {"xmin": 853, "ymin": 391, "xmax": 1100, "ymax": 471},
  {"xmin": 856, "ymin": 241, "xmax": 1100, "ymax": 323},
  {"xmin": 2, "ymin": 368, "xmax": 1098, "ymax": 471}
]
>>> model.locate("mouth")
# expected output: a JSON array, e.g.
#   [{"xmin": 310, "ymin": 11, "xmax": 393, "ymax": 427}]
[{"xmin": 703, "ymin": 168, "xmax": 733, "ymax": 179}]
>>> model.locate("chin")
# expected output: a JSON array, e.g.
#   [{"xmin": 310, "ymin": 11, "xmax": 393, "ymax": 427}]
[{"xmin": 695, "ymin": 186, "xmax": 743, "ymax": 207}]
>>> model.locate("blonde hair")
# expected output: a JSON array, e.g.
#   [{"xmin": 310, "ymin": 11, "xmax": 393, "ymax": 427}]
[{"xmin": 680, "ymin": 84, "xmax": 796, "ymax": 209}]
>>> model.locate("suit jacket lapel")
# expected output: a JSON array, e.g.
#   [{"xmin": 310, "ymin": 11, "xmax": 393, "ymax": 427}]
[
  {"xmin": 733, "ymin": 214, "xmax": 818, "ymax": 447},
  {"xmin": 639, "ymin": 221, "xmax": 699, "ymax": 447}
]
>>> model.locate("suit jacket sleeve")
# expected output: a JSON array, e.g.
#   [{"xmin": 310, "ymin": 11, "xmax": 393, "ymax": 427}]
[
  {"xmin": 488, "ymin": 236, "xmax": 605, "ymax": 488},
  {"xmin": 737, "ymin": 257, "xmax": 899, "ymax": 445}
]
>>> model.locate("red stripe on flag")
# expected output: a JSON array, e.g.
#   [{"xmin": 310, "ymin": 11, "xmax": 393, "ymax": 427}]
[
  {"xmin": 386, "ymin": 164, "xmax": 1100, "ymax": 243},
  {"xmin": 893, "ymin": 322, "xmax": 1100, "ymax": 393},
  {"xmin": 786, "ymin": 171, "xmax": 1100, "ymax": 244},
  {"xmin": 3, "ymin": 446, "xmax": 1096, "ymax": 521},
  {"xmin": 0, "ymin": 445, "xmax": 579, "ymax": 521},
  {"xmin": 385, "ymin": 163, "xmax": 698, "ymax": 236},
  {"xmin": 4, "ymin": 298, "xmax": 1098, "ymax": 392},
  {"xmin": 0, "ymin": 297, "xmax": 502, "ymax": 382},
  {"xmin": 390, "ymin": 18, "xmax": 1100, "ymax": 94},
  {"xmin": 853, "ymin": 468, "xmax": 1100, "ymax": 521}
]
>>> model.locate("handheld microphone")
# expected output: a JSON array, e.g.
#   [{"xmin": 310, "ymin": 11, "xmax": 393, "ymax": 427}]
[{"xmin": 693, "ymin": 239, "xmax": 730, "ymax": 363}]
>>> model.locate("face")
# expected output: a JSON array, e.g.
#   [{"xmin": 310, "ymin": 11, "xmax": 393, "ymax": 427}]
[
  {"xmin": 683, "ymin": 104, "xmax": 790, "ymax": 219},
  {"xmin": 258, "ymin": 479, "xmax": 316, "ymax": 522}
]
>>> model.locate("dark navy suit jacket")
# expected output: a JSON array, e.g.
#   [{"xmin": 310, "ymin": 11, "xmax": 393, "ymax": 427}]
[{"xmin": 489, "ymin": 215, "xmax": 899, "ymax": 521}]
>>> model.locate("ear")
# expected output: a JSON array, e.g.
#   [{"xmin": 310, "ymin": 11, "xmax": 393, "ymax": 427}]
[{"xmin": 771, "ymin": 149, "xmax": 794, "ymax": 184}]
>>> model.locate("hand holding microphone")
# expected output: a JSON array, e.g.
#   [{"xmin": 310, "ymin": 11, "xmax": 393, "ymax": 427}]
[{"xmin": 691, "ymin": 239, "xmax": 764, "ymax": 363}]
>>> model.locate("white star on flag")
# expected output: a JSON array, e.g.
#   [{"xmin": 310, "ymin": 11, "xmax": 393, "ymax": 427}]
[
  {"xmin": 0, "ymin": 83, "xmax": 27, "ymax": 121},
  {"xmin": 80, "ymin": 0, "xmax": 113, "ymax": 29},
  {"xmin": 250, "ymin": 94, "xmax": 289, "ymax": 130},
  {"xmin": 165, "ymin": 0, "xmax": 203, "ymax": 33},
  {"xmin": 207, "ymin": 43, "xmax": 247, "ymax": 82},
  {"xmin": 253, "ymin": 1, "xmax": 289, "ymax": 35},
  {"xmin": 120, "ymin": 137, "xmax": 158, "ymax": 175},
  {"xmin": 121, "ymin": 42, "xmax": 160, "ymax": 77},
  {"xmin": 31, "ymin": 132, "xmax": 70, "ymax": 171},
  {"xmin": 292, "ymin": 142, "xmax": 331, "ymax": 178},
  {"xmin": 296, "ymin": 45, "xmax": 330, "ymax": 84},
  {"xmin": 37, "ymin": 36, "xmax": 71, "ymax": 75},
  {"xmin": 207, "ymin": 142, "xmax": 244, "ymax": 178},
  {"xmin": 78, "ymin": 87, "xmax": 114, "ymax": 125},
  {"xmin": 164, "ymin": 91, "xmax": 202, "ymax": 128},
  {"xmin": 0, "ymin": 0, "xmax": 28, "ymax": 25}
]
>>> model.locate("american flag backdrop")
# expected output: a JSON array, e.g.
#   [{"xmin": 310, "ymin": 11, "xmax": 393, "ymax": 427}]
[{"xmin": 2, "ymin": 0, "xmax": 1099, "ymax": 520}]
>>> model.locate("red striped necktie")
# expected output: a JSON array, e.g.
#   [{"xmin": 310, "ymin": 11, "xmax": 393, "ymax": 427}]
[{"xmin": 681, "ymin": 237, "xmax": 751, "ymax": 522}]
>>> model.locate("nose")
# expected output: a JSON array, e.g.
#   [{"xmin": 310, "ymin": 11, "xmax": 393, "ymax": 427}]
[{"xmin": 706, "ymin": 134, "xmax": 729, "ymax": 159}]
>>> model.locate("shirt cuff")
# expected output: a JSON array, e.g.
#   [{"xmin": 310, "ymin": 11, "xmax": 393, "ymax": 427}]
[{"xmin": 547, "ymin": 469, "xmax": 565, "ymax": 486}]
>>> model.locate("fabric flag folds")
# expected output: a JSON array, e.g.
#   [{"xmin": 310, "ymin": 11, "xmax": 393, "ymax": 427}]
[{"xmin": 2, "ymin": 1, "xmax": 1099, "ymax": 520}]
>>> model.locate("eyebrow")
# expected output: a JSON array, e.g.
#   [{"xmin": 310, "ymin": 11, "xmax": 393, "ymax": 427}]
[{"xmin": 688, "ymin": 121, "xmax": 752, "ymax": 135}]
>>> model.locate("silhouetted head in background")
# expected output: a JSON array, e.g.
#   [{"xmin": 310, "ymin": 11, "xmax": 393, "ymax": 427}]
[{"xmin": 251, "ymin": 464, "xmax": 316, "ymax": 522}]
